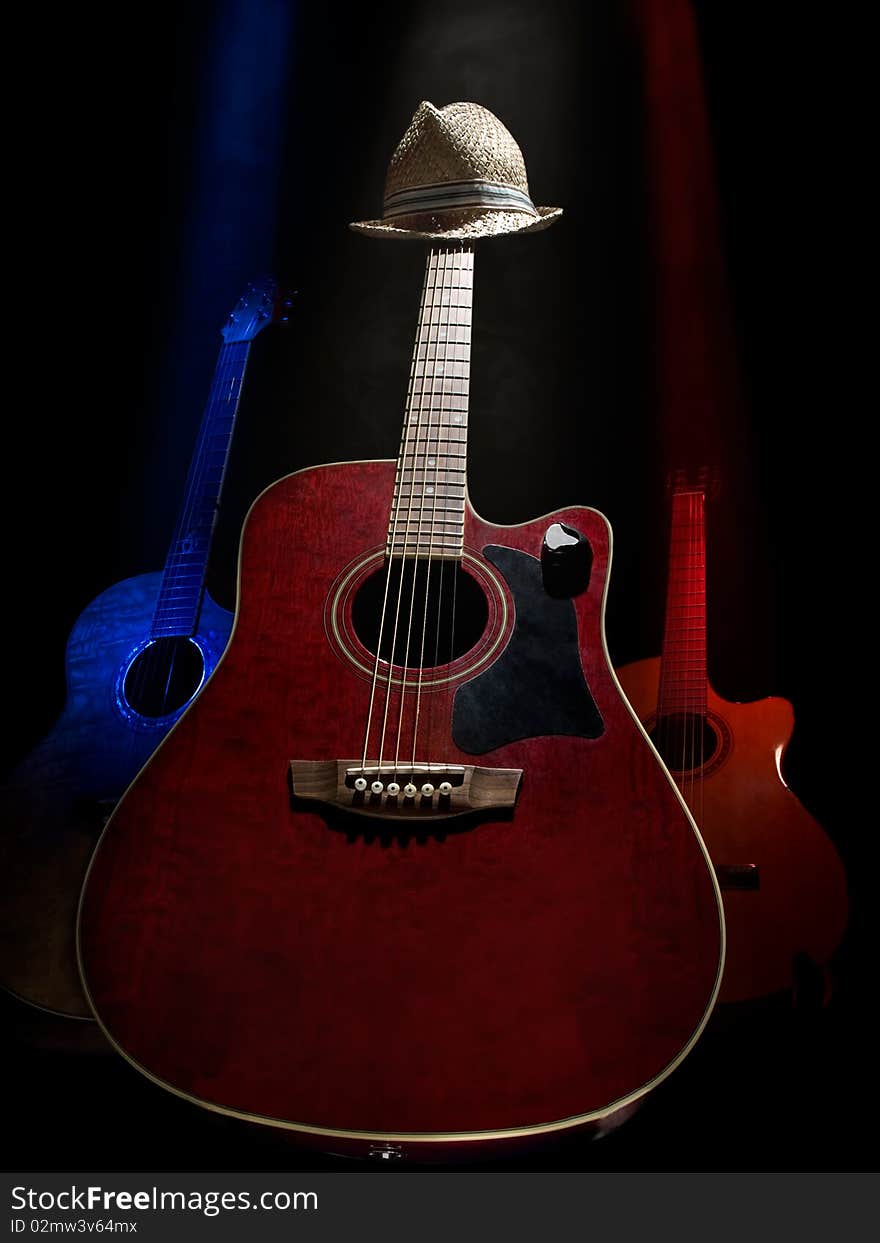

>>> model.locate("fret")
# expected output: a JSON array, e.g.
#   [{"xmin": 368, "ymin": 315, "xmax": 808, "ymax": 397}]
[
  {"xmin": 400, "ymin": 417, "xmax": 470, "ymax": 429},
  {"xmin": 399, "ymin": 450, "xmax": 468, "ymax": 461},
  {"xmin": 406, "ymin": 395, "xmax": 470, "ymax": 408},
  {"xmin": 389, "ymin": 514, "xmax": 466, "ymax": 526},
  {"xmin": 387, "ymin": 246, "xmax": 473, "ymax": 561},
  {"xmin": 393, "ymin": 473, "xmax": 466, "ymax": 483},
  {"xmin": 396, "ymin": 450, "xmax": 467, "ymax": 465},
  {"xmin": 393, "ymin": 490, "xmax": 466, "ymax": 501},
  {"xmin": 410, "ymin": 379, "xmax": 469, "ymax": 392},
  {"xmin": 387, "ymin": 551, "xmax": 463, "ymax": 562},
  {"xmin": 388, "ymin": 540, "xmax": 464, "ymax": 552},
  {"xmin": 415, "ymin": 342, "xmax": 470, "ymax": 353},
  {"xmin": 387, "ymin": 499, "xmax": 464, "ymax": 514},
  {"xmin": 388, "ymin": 533, "xmax": 464, "ymax": 544},
  {"xmin": 389, "ymin": 528, "xmax": 465, "ymax": 540},
  {"xmin": 658, "ymin": 487, "xmax": 708, "ymax": 718},
  {"xmin": 396, "ymin": 467, "xmax": 467, "ymax": 479},
  {"xmin": 415, "ymin": 345, "xmax": 470, "ymax": 360},
  {"xmin": 388, "ymin": 532, "xmax": 464, "ymax": 544},
  {"xmin": 408, "ymin": 371, "xmax": 470, "ymax": 386},
  {"xmin": 390, "ymin": 474, "xmax": 464, "ymax": 489},
  {"xmin": 400, "ymin": 437, "xmax": 467, "ymax": 447},
  {"xmin": 153, "ymin": 607, "xmax": 201, "ymax": 619}
]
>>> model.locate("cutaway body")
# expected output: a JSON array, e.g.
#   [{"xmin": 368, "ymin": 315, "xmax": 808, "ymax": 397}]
[
  {"xmin": 79, "ymin": 460, "xmax": 724, "ymax": 1159},
  {"xmin": 0, "ymin": 574, "xmax": 231, "ymax": 1016},
  {"xmin": 617, "ymin": 657, "xmax": 848, "ymax": 1003}
]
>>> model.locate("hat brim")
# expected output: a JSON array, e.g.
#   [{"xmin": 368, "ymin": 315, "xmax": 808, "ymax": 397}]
[{"xmin": 349, "ymin": 204, "xmax": 562, "ymax": 240}]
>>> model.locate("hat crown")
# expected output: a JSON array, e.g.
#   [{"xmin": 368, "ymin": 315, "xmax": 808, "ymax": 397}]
[{"xmin": 385, "ymin": 101, "xmax": 530, "ymax": 199}]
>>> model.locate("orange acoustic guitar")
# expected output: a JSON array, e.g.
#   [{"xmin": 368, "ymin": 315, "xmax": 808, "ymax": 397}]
[{"xmin": 617, "ymin": 476, "xmax": 848, "ymax": 1004}]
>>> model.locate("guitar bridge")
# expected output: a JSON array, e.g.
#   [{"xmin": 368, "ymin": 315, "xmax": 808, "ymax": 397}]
[{"xmin": 288, "ymin": 760, "xmax": 522, "ymax": 821}]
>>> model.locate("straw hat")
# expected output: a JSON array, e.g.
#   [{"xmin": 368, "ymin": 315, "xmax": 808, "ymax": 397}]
[{"xmin": 350, "ymin": 101, "xmax": 562, "ymax": 240}]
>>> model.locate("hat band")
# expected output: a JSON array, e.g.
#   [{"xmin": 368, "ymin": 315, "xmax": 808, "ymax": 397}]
[{"xmin": 383, "ymin": 179, "xmax": 538, "ymax": 220}]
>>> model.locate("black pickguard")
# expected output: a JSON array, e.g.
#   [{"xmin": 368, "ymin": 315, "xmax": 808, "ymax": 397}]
[{"xmin": 452, "ymin": 545, "xmax": 603, "ymax": 754}]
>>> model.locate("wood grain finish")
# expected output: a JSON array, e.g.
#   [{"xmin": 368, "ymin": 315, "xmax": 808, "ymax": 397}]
[
  {"xmin": 617, "ymin": 657, "xmax": 848, "ymax": 1003},
  {"xmin": 0, "ymin": 575, "xmax": 231, "ymax": 1017},
  {"xmin": 78, "ymin": 461, "xmax": 723, "ymax": 1157}
]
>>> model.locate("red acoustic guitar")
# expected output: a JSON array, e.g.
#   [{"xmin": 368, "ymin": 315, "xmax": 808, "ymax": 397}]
[
  {"xmin": 79, "ymin": 247, "xmax": 724, "ymax": 1161},
  {"xmin": 617, "ymin": 476, "xmax": 848, "ymax": 1004}
]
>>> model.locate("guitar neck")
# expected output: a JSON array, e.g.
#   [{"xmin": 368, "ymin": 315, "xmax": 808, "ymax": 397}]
[
  {"xmin": 387, "ymin": 245, "xmax": 474, "ymax": 562},
  {"xmin": 657, "ymin": 487, "xmax": 707, "ymax": 716},
  {"xmin": 151, "ymin": 338, "xmax": 252, "ymax": 637}
]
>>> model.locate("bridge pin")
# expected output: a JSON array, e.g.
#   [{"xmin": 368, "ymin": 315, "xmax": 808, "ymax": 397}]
[
  {"xmin": 403, "ymin": 783, "xmax": 417, "ymax": 798},
  {"xmin": 421, "ymin": 783, "xmax": 435, "ymax": 797},
  {"xmin": 386, "ymin": 782, "xmax": 400, "ymax": 797},
  {"xmin": 371, "ymin": 781, "xmax": 384, "ymax": 795},
  {"xmin": 438, "ymin": 781, "xmax": 452, "ymax": 796},
  {"xmin": 353, "ymin": 777, "xmax": 368, "ymax": 792}
]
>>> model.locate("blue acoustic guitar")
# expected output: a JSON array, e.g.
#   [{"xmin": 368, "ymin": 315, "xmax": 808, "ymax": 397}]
[{"xmin": 0, "ymin": 278, "xmax": 290, "ymax": 1019}]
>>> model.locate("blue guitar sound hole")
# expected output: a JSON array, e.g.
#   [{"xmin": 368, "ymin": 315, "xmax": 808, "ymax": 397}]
[{"xmin": 122, "ymin": 637, "xmax": 205, "ymax": 719}]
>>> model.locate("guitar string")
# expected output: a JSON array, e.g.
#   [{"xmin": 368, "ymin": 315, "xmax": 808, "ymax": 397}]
[
  {"xmin": 686, "ymin": 489, "xmax": 695, "ymax": 803},
  {"xmin": 658, "ymin": 484, "xmax": 673, "ymax": 782},
  {"xmin": 680, "ymin": 490, "xmax": 689, "ymax": 795},
  {"xmin": 693, "ymin": 489, "xmax": 704, "ymax": 809},
  {"xmin": 409, "ymin": 244, "xmax": 463, "ymax": 775},
  {"xmin": 430, "ymin": 242, "xmax": 471, "ymax": 767},
  {"xmin": 395, "ymin": 246, "xmax": 442, "ymax": 770},
  {"xmin": 697, "ymin": 487, "xmax": 707, "ymax": 832},
  {"xmin": 442, "ymin": 243, "xmax": 471, "ymax": 767},
  {"xmin": 391, "ymin": 246, "xmax": 450, "ymax": 778},
  {"xmin": 682, "ymin": 489, "xmax": 694, "ymax": 803},
  {"xmin": 360, "ymin": 249, "xmax": 434, "ymax": 774},
  {"xmin": 376, "ymin": 249, "xmax": 442, "ymax": 780},
  {"xmin": 414, "ymin": 242, "xmax": 453, "ymax": 771},
  {"xmin": 662, "ymin": 486, "xmax": 687, "ymax": 802}
]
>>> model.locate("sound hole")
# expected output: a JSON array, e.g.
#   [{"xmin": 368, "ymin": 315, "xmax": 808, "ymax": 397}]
[
  {"xmin": 122, "ymin": 637, "xmax": 205, "ymax": 718},
  {"xmin": 351, "ymin": 559, "xmax": 488, "ymax": 668},
  {"xmin": 649, "ymin": 713, "xmax": 719, "ymax": 773}
]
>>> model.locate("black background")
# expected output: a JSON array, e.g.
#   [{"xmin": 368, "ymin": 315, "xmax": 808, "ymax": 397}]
[{"xmin": 2, "ymin": 0, "xmax": 872, "ymax": 1171}]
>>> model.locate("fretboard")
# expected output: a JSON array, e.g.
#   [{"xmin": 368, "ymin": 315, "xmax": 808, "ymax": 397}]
[
  {"xmin": 657, "ymin": 488, "xmax": 707, "ymax": 716},
  {"xmin": 151, "ymin": 339, "xmax": 251, "ymax": 637},
  {"xmin": 386, "ymin": 245, "xmax": 473, "ymax": 561}
]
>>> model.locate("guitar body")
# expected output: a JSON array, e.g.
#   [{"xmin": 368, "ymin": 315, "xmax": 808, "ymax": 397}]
[
  {"xmin": 0, "ymin": 573, "xmax": 232, "ymax": 1017},
  {"xmin": 616, "ymin": 657, "xmax": 848, "ymax": 1004},
  {"xmin": 79, "ymin": 460, "xmax": 723, "ymax": 1159}
]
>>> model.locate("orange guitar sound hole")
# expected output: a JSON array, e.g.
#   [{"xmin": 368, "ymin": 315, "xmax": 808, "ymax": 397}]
[
  {"xmin": 649, "ymin": 712, "xmax": 729, "ymax": 777},
  {"xmin": 351, "ymin": 558, "xmax": 489, "ymax": 669}
]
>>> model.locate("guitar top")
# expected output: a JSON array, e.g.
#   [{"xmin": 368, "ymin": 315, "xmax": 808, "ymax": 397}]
[{"xmin": 78, "ymin": 248, "xmax": 724, "ymax": 1159}]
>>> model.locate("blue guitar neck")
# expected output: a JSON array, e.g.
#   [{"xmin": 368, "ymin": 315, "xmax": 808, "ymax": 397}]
[{"xmin": 151, "ymin": 338, "xmax": 253, "ymax": 639}]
